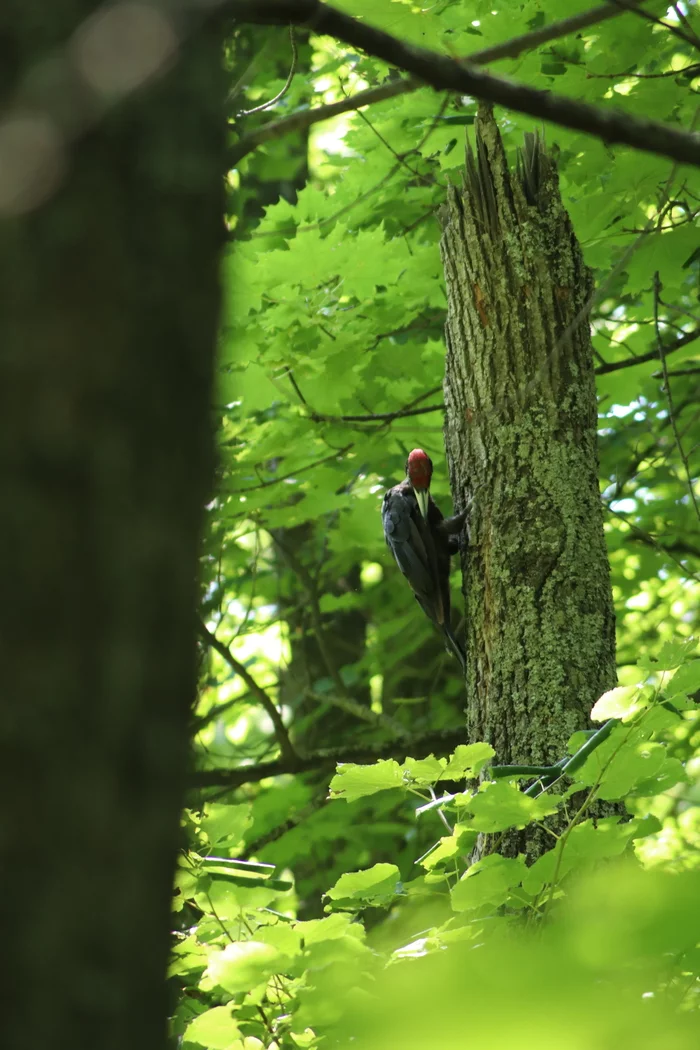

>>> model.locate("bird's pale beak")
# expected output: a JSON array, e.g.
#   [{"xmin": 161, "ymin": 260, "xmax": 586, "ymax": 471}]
[{"xmin": 413, "ymin": 487, "xmax": 429, "ymax": 519}]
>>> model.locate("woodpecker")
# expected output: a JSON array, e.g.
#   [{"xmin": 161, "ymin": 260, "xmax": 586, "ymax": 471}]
[{"xmin": 381, "ymin": 449, "xmax": 468, "ymax": 671}]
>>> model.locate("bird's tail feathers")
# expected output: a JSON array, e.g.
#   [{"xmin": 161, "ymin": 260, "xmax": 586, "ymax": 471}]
[{"xmin": 443, "ymin": 623, "xmax": 466, "ymax": 674}]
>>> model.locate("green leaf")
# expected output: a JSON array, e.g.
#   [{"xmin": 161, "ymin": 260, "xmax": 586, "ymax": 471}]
[
  {"xmin": 450, "ymin": 854, "xmax": 525, "ymax": 912},
  {"xmin": 442, "ymin": 742, "xmax": 495, "ymax": 779},
  {"xmin": 329, "ymin": 760, "xmax": 404, "ymax": 801},
  {"xmin": 184, "ymin": 1006, "xmax": 240, "ymax": 1050},
  {"xmin": 201, "ymin": 804, "xmax": 252, "ymax": 848},
  {"xmin": 666, "ymin": 660, "xmax": 700, "ymax": 698},
  {"xmin": 575, "ymin": 728, "xmax": 674, "ymax": 799},
  {"xmin": 590, "ymin": 684, "xmax": 648, "ymax": 721},
  {"xmin": 289, "ymin": 1029, "xmax": 317, "ymax": 1048},
  {"xmin": 401, "ymin": 755, "xmax": 446, "ymax": 786},
  {"xmin": 639, "ymin": 640, "xmax": 698, "ymax": 672},
  {"xmin": 566, "ymin": 817, "xmax": 640, "ymax": 864},
  {"xmin": 420, "ymin": 825, "xmax": 477, "ymax": 870},
  {"xmin": 326, "ymin": 863, "xmax": 401, "ymax": 905},
  {"xmin": 458, "ymin": 781, "xmax": 560, "ymax": 832},
  {"xmin": 295, "ymin": 912, "xmax": 358, "ymax": 943},
  {"xmin": 205, "ymin": 941, "xmax": 283, "ymax": 995},
  {"xmin": 523, "ymin": 818, "xmax": 642, "ymax": 895}
]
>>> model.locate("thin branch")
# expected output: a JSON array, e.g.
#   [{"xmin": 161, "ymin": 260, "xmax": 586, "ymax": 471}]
[
  {"xmin": 229, "ymin": 0, "xmax": 654, "ymax": 164},
  {"xmin": 673, "ymin": 1, "xmax": 700, "ymax": 50},
  {"xmin": 538, "ymin": 120, "xmax": 696, "ymax": 377},
  {"xmin": 231, "ymin": 0, "xmax": 700, "ymax": 168},
  {"xmin": 227, "ymin": 442, "xmax": 354, "ymax": 494},
  {"xmin": 468, "ymin": 0, "xmax": 651, "ymax": 65},
  {"xmin": 627, "ymin": 533, "xmax": 700, "ymax": 560},
  {"xmin": 605, "ymin": 505, "xmax": 700, "ymax": 581},
  {"xmin": 608, "ymin": 399, "xmax": 700, "ymax": 504},
  {"xmin": 192, "ymin": 693, "xmax": 249, "ymax": 732},
  {"xmin": 268, "ymin": 529, "xmax": 360, "ymax": 706},
  {"xmin": 305, "ymin": 688, "xmax": 407, "ymax": 736},
  {"xmin": 242, "ymin": 791, "xmax": 329, "ymax": 855},
  {"xmin": 237, "ymin": 95, "xmax": 450, "ymax": 241},
  {"xmin": 338, "ymin": 78, "xmax": 434, "ymax": 185},
  {"xmin": 237, "ymin": 25, "xmax": 298, "ymax": 115},
  {"xmin": 595, "ymin": 325, "xmax": 700, "ymax": 374},
  {"xmin": 659, "ymin": 296, "xmax": 700, "ymax": 327},
  {"xmin": 284, "ymin": 366, "xmax": 309, "ymax": 406},
  {"xmin": 309, "ymin": 402, "xmax": 444, "ymax": 425},
  {"xmin": 652, "ymin": 366, "xmax": 700, "ymax": 378},
  {"xmin": 653, "ymin": 273, "xmax": 700, "ymax": 525},
  {"xmin": 587, "ymin": 63, "xmax": 700, "ymax": 80},
  {"xmin": 606, "ymin": 0, "xmax": 700, "ymax": 51},
  {"xmin": 230, "ymin": 81, "xmax": 406, "ymax": 164},
  {"xmin": 231, "ymin": 527, "xmax": 260, "ymax": 641},
  {"xmin": 198, "ymin": 620, "xmax": 298, "ymax": 764},
  {"xmin": 190, "ymin": 725, "xmax": 467, "ymax": 788}
]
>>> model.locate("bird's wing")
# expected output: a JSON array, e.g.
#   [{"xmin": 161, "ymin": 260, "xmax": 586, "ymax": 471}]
[{"xmin": 382, "ymin": 488, "xmax": 444, "ymax": 623}]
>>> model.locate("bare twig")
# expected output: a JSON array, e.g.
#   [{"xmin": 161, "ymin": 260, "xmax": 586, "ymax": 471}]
[
  {"xmin": 338, "ymin": 78, "xmax": 434, "ymax": 185},
  {"xmin": 605, "ymin": 505, "xmax": 700, "ymax": 581},
  {"xmin": 192, "ymin": 693, "xmax": 251, "ymax": 732},
  {"xmin": 587, "ymin": 62, "xmax": 700, "ymax": 80},
  {"xmin": 651, "ymin": 366, "xmax": 700, "ymax": 378},
  {"xmin": 227, "ymin": 442, "xmax": 353, "ymax": 494},
  {"xmin": 198, "ymin": 620, "xmax": 298, "ymax": 764},
  {"xmin": 606, "ymin": 396, "xmax": 699, "ymax": 503},
  {"xmin": 242, "ymin": 790, "xmax": 329, "ymax": 855},
  {"xmin": 302, "ymin": 384, "xmax": 444, "ymax": 427},
  {"xmin": 653, "ymin": 273, "xmax": 700, "ymax": 525},
  {"xmin": 238, "ymin": 25, "xmax": 299, "ymax": 117},
  {"xmin": 658, "ymin": 297, "xmax": 700, "ymax": 327},
  {"xmin": 595, "ymin": 325, "xmax": 700, "ymax": 374},
  {"xmin": 672, "ymin": 2, "xmax": 700, "ymax": 49},
  {"xmin": 554, "ymin": 154, "xmax": 691, "ymax": 376},
  {"xmin": 306, "ymin": 688, "xmax": 407, "ymax": 735},
  {"xmin": 309, "ymin": 402, "xmax": 444, "ymax": 425}
]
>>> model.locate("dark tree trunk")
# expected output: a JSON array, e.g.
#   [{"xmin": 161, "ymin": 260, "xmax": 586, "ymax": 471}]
[
  {"xmin": 439, "ymin": 107, "xmax": 616, "ymax": 858},
  {"xmin": 0, "ymin": 9, "xmax": 224, "ymax": 1050}
]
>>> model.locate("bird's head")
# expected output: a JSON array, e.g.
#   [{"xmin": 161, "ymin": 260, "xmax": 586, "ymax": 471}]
[{"xmin": 406, "ymin": 448, "xmax": 433, "ymax": 519}]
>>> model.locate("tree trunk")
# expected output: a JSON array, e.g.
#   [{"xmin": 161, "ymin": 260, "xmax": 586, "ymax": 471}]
[
  {"xmin": 439, "ymin": 107, "xmax": 616, "ymax": 856},
  {"xmin": 0, "ymin": 10, "xmax": 224, "ymax": 1049}
]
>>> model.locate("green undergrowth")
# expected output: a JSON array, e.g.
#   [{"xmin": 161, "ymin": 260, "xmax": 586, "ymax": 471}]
[{"xmin": 171, "ymin": 641, "xmax": 700, "ymax": 1049}]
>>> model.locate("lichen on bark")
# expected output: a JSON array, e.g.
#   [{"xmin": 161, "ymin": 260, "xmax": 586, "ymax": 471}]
[{"xmin": 439, "ymin": 106, "xmax": 616, "ymax": 827}]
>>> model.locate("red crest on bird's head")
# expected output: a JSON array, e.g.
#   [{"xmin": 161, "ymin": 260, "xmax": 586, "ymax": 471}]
[{"xmin": 406, "ymin": 448, "xmax": 433, "ymax": 491}]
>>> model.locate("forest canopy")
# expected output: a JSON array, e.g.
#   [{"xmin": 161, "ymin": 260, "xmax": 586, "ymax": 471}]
[{"xmin": 173, "ymin": 3, "xmax": 700, "ymax": 1048}]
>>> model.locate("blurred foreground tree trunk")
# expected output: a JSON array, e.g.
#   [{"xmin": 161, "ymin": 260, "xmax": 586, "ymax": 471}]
[
  {"xmin": 439, "ymin": 107, "xmax": 617, "ymax": 859},
  {"xmin": 0, "ymin": 7, "xmax": 224, "ymax": 1049}
]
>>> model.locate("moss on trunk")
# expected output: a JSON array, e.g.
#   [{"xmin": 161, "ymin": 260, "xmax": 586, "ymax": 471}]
[{"xmin": 439, "ymin": 107, "xmax": 616, "ymax": 857}]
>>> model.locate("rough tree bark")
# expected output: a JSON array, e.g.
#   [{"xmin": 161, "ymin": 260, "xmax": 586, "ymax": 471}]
[
  {"xmin": 439, "ymin": 107, "xmax": 616, "ymax": 856},
  {"xmin": 0, "ymin": 7, "xmax": 224, "ymax": 1049}
]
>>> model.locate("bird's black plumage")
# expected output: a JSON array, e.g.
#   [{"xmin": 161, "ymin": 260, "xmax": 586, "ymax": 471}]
[{"xmin": 382, "ymin": 477, "xmax": 468, "ymax": 671}]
